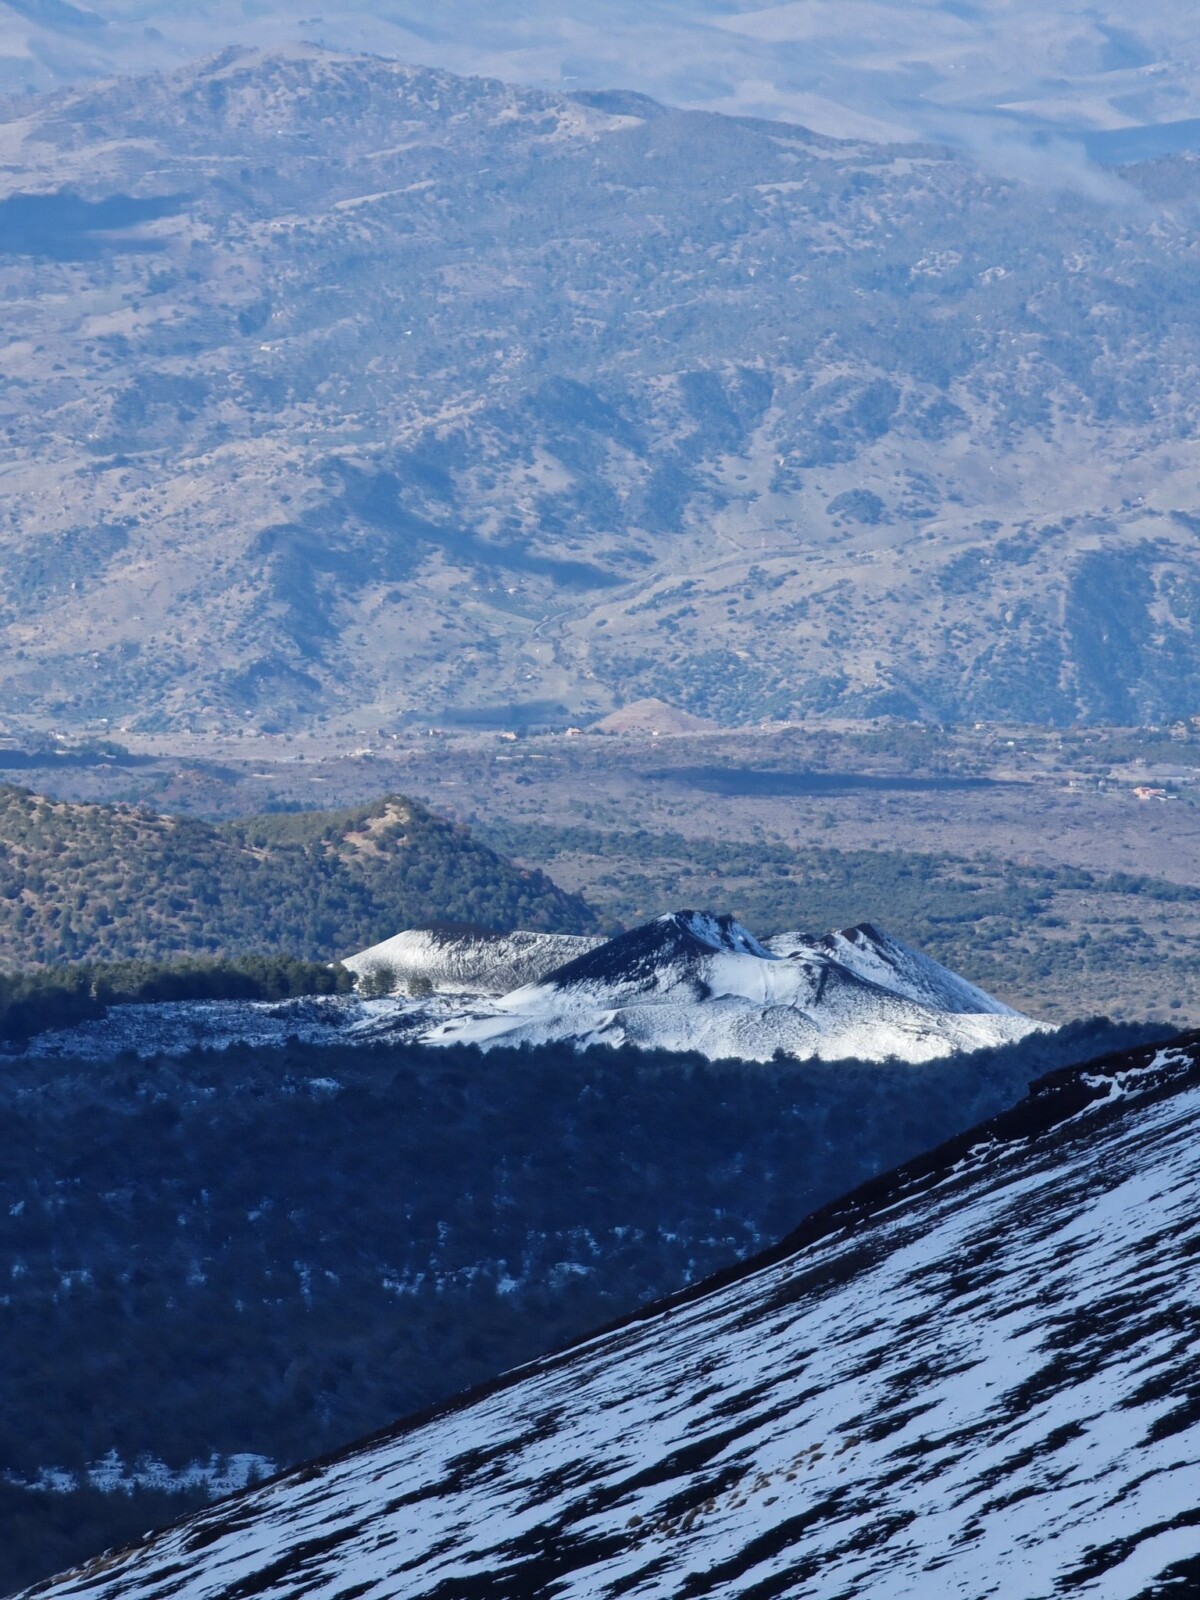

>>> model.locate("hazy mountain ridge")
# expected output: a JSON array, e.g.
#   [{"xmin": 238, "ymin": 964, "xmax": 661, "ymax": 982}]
[
  {"xmin": 29, "ymin": 1030, "xmax": 1200, "ymax": 1600},
  {"xmin": 1, "ymin": 0, "xmax": 1196, "ymax": 157},
  {"xmin": 5, "ymin": 49, "xmax": 1200, "ymax": 731}
]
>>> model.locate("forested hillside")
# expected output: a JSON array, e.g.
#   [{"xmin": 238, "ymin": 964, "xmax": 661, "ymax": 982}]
[
  {"xmin": 0, "ymin": 1019, "xmax": 1165, "ymax": 1591},
  {"xmin": 0, "ymin": 787, "xmax": 594, "ymax": 966}
]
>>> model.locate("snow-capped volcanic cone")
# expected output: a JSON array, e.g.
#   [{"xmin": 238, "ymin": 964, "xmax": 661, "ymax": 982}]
[
  {"xmin": 34, "ymin": 1036, "xmax": 1200, "ymax": 1600},
  {"xmin": 765, "ymin": 921, "xmax": 1019, "ymax": 1015},
  {"xmin": 15, "ymin": 917, "xmax": 1035, "ymax": 1064},
  {"xmin": 424, "ymin": 910, "xmax": 1039, "ymax": 1062},
  {"xmin": 342, "ymin": 926, "xmax": 601, "ymax": 995}
]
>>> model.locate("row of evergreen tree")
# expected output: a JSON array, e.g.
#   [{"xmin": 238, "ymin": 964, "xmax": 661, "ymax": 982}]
[{"xmin": 0, "ymin": 955, "xmax": 352, "ymax": 1042}]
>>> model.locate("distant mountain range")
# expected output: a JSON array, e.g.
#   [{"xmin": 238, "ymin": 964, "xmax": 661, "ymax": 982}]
[
  {"xmin": 4, "ymin": 47, "xmax": 1200, "ymax": 734},
  {"xmin": 1, "ymin": 0, "xmax": 1195, "ymax": 162},
  {"xmin": 32, "ymin": 1030, "xmax": 1200, "ymax": 1600}
]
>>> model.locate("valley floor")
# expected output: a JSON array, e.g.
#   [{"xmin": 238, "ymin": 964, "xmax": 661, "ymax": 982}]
[{"xmin": 19, "ymin": 721, "xmax": 1200, "ymax": 1026}]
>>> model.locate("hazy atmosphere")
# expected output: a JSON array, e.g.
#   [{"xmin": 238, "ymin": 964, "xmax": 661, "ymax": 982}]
[
  {"xmin": 2, "ymin": 2, "xmax": 1200, "ymax": 1595},
  {"xmin": 5, "ymin": 0, "xmax": 1200, "ymax": 160}
]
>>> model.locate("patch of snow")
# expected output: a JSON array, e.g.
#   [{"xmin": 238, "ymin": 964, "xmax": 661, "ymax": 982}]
[
  {"xmin": 7, "ymin": 1451, "xmax": 274, "ymax": 1499},
  {"xmin": 9, "ymin": 992, "xmax": 439, "ymax": 1061},
  {"xmin": 342, "ymin": 927, "xmax": 602, "ymax": 995},
  {"xmin": 426, "ymin": 911, "xmax": 1041, "ymax": 1064},
  {"xmin": 33, "ymin": 1045, "xmax": 1200, "ymax": 1599}
]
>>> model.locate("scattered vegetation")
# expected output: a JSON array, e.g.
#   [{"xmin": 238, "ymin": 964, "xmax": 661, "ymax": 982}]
[
  {"xmin": 357, "ymin": 960, "xmax": 399, "ymax": 999},
  {"xmin": 0, "ymin": 786, "xmax": 595, "ymax": 967},
  {"xmin": 11, "ymin": 56, "xmax": 1200, "ymax": 732},
  {"xmin": 0, "ymin": 955, "xmax": 352, "ymax": 1043}
]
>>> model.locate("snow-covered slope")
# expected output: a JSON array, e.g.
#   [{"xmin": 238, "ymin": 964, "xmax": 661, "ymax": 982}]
[
  {"xmin": 8, "ymin": 993, "xmax": 437, "ymax": 1060},
  {"xmin": 427, "ymin": 910, "xmax": 1039, "ymax": 1063},
  {"xmin": 342, "ymin": 927, "xmax": 601, "ymax": 994},
  {"xmin": 766, "ymin": 921, "xmax": 1017, "ymax": 1015},
  {"xmin": 35, "ymin": 1035, "xmax": 1200, "ymax": 1600},
  {"xmin": 6, "ymin": 915, "xmax": 1035, "ymax": 1065}
]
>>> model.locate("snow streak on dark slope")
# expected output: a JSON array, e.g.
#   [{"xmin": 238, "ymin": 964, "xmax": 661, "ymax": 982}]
[
  {"xmin": 428, "ymin": 910, "xmax": 1039, "ymax": 1062},
  {"xmin": 32, "ymin": 1036, "xmax": 1200, "ymax": 1600}
]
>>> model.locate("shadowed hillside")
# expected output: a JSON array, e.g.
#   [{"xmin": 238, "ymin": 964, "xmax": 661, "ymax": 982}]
[{"xmin": 0, "ymin": 1018, "xmax": 1165, "ymax": 1593}]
